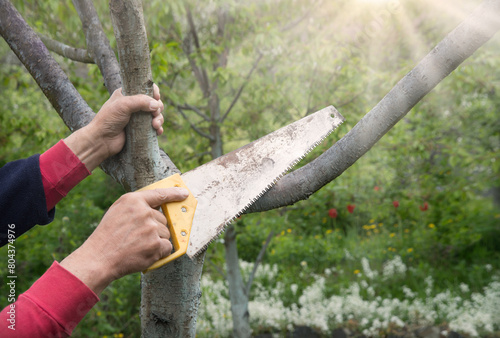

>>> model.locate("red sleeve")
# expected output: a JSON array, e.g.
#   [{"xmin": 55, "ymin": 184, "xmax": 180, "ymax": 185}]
[
  {"xmin": 0, "ymin": 261, "xmax": 99, "ymax": 337},
  {"xmin": 39, "ymin": 140, "xmax": 91, "ymax": 211}
]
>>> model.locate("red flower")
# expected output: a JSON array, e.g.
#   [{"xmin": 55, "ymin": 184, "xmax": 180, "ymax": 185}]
[
  {"xmin": 328, "ymin": 208, "xmax": 338, "ymax": 218},
  {"xmin": 419, "ymin": 202, "xmax": 429, "ymax": 212},
  {"xmin": 374, "ymin": 186, "xmax": 380, "ymax": 191},
  {"xmin": 347, "ymin": 204, "xmax": 355, "ymax": 214},
  {"xmin": 393, "ymin": 200, "xmax": 400, "ymax": 208}
]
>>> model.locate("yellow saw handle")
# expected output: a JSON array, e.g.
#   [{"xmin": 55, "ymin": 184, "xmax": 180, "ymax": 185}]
[{"xmin": 139, "ymin": 174, "xmax": 197, "ymax": 273}]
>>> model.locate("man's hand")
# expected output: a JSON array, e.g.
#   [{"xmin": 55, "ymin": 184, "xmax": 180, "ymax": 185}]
[
  {"xmin": 64, "ymin": 84, "xmax": 165, "ymax": 171},
  {"xmin": 60, "ymin": 187, "xmax": 188, "ymax": 295}
]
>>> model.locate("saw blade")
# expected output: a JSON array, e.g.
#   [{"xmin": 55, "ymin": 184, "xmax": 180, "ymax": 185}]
[{"xmin": 183, "ymin": 105, "xmax": 344, "ymax": 258}]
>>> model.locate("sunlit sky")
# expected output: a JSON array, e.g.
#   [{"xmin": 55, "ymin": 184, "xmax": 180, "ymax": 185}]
[{"xmin": 307, "ymin": 0, "xmax": 486, "ymax": 65}]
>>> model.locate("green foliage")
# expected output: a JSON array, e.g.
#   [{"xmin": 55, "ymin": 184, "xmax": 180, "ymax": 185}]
[{"xmin": 1, "ymin": 0, "xmax": 500, "ymax": 336}]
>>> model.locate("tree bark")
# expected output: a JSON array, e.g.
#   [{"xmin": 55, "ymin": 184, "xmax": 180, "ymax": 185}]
[
  {"xmin": 108, "ymin": 1, "xmax": 205, "ymax": 336},
  {"xmin": 247, "ymin": 0, "xmax": 500, "ymax": 213},
  {"xmin": 73, "ymin": 0, "xmax": 122, "ymax": 93},
  {"xmin": 39, "ymin": 34, "xmax": 94, "ymax": 64},
  {"xmin": 0, "ymin": 0, "xmax": 95, "ymax": 132},
  {"xmin": 109, "ymin": 0, "xmax": 169, "ymax": 191},
  {"xmin": 224, "ymin": 225, "xmax": 251, "ymax": 338}
]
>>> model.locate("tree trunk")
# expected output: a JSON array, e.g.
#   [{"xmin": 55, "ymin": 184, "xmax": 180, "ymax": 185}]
[
  {"xmin": 108, "ymin": 1, "xmax": 205, "ymax": 336},
  {"xmin": 109, "ymin": 0, "xmax": 168, "ymax": 191},
  {"xmin": 209, "ymin": 92, "xmax": 224, "ymax": 159},
  {"xmin": 224, "ymin": 225, "xmax": 251, "ymax": 338}
]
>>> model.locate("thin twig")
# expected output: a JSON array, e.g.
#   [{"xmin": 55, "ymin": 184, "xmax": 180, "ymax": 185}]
[
  {"xmin": 39, "ymin": 34, "xmax": 94, "ymax": 63},
  {"xmin": 245, "ymin": 230, "xmax": 274, "ymax": 296},
  {"xmin": 207, "ymin": 258, "xmax": 227, "ymax": 280},
  {"xmin": 221, "ymin": 53, "xmax": 263, "ymax": 123},
  {"xmin": 184, "ymin": 151, "xmax": 210, "ymax": 162},
  {"xmin": 177, "ymin": 103, "xmax": 210, "ymax": 122},
  {"xmin": 177, "ymin": 105, "xmax": 214, "ymax": 141},
  {"xmin": 280, "ymin": 0, "xmax": 322, "ymax": 32},
  {"xmin": 185, "ymin": 5, "xmax": 210, "ymax": 97}
]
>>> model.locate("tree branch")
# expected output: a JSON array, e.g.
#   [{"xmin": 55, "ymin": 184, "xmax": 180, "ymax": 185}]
[
  {"xmin": 215, "ymin": 7, "xmax": 229, "ymax": 70},
  {"xmin": 0, "ymin": 0, "xmax": 177, "ymax": 192},
  {"xmin": 177, "ymin": 106, "xmax": 215, "ymax": 141},
  {"xmin": 247, "ymin": 0, "xmax": 500, "ymax": 213},
  {"xmin": 207, "ymin": 258, "xmax": 227, "ymax": 280},
  {"xmin": 245, "ymin": 230, "xmax": 274, "ymax": 296},
  {"xmin": 177, "ymin": 103, "xmax": 210, "ymax": 122},
  {"xmin": 185, "ymin": 5, "xmax": 210, "ymax": 98},
  {"xmin": 72, "ymin": 0, "xmax": 121, "ymax": 94},
  {"xmin": 0, "ymin": 0, "xmax": 95, "ymax": 132},
  {"xmin": 39, "ymin": 34, "xmax": 94, "ymax": 63},
  {"xmin": 280, "ymin": 0, "xmax": 322, "ymax": 32},
  {"xmin": 184, "ymin": 151, "xmax": 210, "ymax": 162},
  {"xmin": 221, "ymin": 53, "xmax": 263, "ymax": 123}
]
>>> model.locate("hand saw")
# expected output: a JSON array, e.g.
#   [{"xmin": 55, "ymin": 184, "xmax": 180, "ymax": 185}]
[{"xmin": 140, "ymin": 105, "xmax": 344, "ymax": 272}]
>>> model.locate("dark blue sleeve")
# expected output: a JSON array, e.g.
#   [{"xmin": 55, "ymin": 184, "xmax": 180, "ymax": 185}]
[{"xmin": 0, "ymin": 155, "xmax": 55, "ymax": 247}]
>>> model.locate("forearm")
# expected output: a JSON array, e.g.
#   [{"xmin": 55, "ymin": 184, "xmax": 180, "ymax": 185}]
[
  {"xmin": 0, "ymin": 262, "xmax": 99, "ymax": 337},
  {"xmin": 63, "ymin": 125, "xmax": 109, "ymax": 172},
  {"xmin": 59, "ymin": 243, "xmax": 116, "ymax": 296}
]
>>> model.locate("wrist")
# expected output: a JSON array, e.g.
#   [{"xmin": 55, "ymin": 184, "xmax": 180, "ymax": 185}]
[
  {"xmin": 60, "ymin": 244, "xmax": 116, "ymax": 295},
  {"xmin": 64, "ymin": 126, "xmax": 109, "ymax": 172}
]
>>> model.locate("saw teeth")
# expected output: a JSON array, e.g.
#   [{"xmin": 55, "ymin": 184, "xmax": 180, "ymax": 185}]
[{"xmin": 190, "ymin": 109, "xmax": 344, "ymax": 258}]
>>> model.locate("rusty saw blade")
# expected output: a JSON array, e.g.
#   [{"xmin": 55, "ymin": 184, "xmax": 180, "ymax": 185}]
[
  {"xmin": 141, "ymin": 105, "xmax": 344, "ymax": 271},
  {"xmin": 184, "ymin": 105, "xmax": 344, "ymax": 258}
]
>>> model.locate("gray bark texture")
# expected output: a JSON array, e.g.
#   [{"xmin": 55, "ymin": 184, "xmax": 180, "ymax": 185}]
[
  {"xmin": 39, "ymin": 34, "xmax": 94, "ymax": 64},
  {"xmin": 73, "ymin": 0, "xmax": 122, "ymax": 93},
  {"xmin": 109, "ymin": 0, "xmax": 170, "ymax": 191},
  {"xmin": 247, "ymin": 0, "xmax": 500, "ymax": 213},
  {"xmin": 108, "ymin": 1, "xmax": 205, "ymax": 336},
  {"xmin": 0, "ymin": 0, "xmax": 95, "ymax": 132},
  {"xmin": 224, "ymin": 225, "xmax": 252, "ymax": 338}
]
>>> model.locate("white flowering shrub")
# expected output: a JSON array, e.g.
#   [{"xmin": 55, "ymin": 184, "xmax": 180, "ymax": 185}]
[{"xmin": 196, "ymin": 258, "xmax": 500, "ymax": 337}]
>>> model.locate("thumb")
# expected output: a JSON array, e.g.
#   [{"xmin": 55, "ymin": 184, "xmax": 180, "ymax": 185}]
[{"xmin": 138, "ymin": 187, "xmax": 189, "ymax": 208}]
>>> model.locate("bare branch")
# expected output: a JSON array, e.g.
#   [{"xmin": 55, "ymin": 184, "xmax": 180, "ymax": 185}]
[
  {"xmin": 177, "ymin": 103, "xmax": 210, "ymax": 122},
  {"xmin": 245, "ymin": 230, "xmax": 274, "ymax": 296},
  {"xmin": 207, "ymin": 259, "xmax": 227, "ymax": 280},
  {"xmin": 221, "ymin": 53, "xmax": 263, "ymax": 123},
  {"xmin": 247, "ymin": 0, "xmax": 500, "ymax": 213},
  {"xmin": 280, "ymin": 0, "xmax": 322, "ymax": 32},
  {"xmin": 215, "ymin": 7, "xmax": 229, "ymax": 70},
  {"xmin": 0, "ymin": 0, "xmax": 94, "ymax": 131},
  {"xmin": 72, "ymin": 0, "xmax": 121, "ymax": 94},
  {"xmin": 182, "ymin": 41, "xmax": 210, "ymax": 97},
  {"xmin": 177, "ymin": 106, "xmax": 215, "ymax": 141},
  {"xmin": 184, "ymin": 151, "xmax": 210, "ymax": 162},
  {"xmin": 185, "ymin": 5, "xmax": 210, "ymax": 97},
  {"xmin": 39, "ymin": 34, "xmax": 94, "ymax": 63}
]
